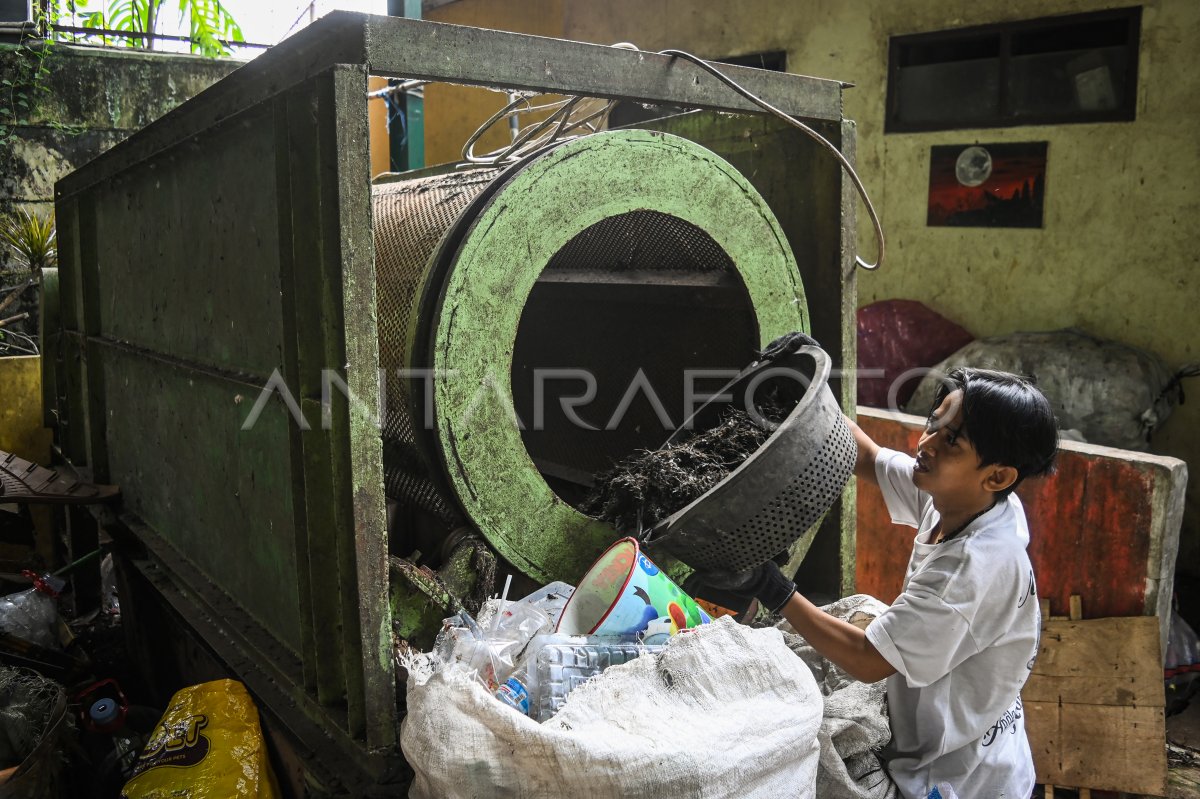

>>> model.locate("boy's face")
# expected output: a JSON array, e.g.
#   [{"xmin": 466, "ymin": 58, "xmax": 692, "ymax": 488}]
[{"xmin": 912, "ymin": 390, "xmax": 997, "ymax": 503}]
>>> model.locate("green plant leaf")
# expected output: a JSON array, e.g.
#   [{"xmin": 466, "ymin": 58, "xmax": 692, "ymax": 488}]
[{"xmin": 0, "ymin": 209, "xmax": 57, "ymax": 273}]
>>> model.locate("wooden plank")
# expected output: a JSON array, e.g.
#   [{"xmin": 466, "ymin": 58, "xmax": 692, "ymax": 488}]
[
  {"xmin": 1026, "ymin": 700, "xmax": 1166, "ymax": 795},
  {"xmin": 1024, "ymin": 613, "xmax": 1166, "ymax": 795},
  {"xmin": 1024, "ymin": 616, "xmax": 1163, "ymax": 707}
]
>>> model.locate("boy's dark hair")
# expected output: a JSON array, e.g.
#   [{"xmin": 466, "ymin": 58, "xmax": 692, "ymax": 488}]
[{"xmin": 931, "ymin": 367, "xmax": 1059, "ymax": 496}]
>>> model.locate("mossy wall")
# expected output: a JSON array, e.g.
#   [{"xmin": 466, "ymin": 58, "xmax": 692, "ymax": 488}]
[{"xmin": 0, "ymin": 42, "xmax": 238, "ymax": 340}]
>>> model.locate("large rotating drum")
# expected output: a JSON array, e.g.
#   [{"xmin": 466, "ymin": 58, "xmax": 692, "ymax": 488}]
[{"xmin": 373, "ymin": 129, "xmax": 810, "ymax": 583}]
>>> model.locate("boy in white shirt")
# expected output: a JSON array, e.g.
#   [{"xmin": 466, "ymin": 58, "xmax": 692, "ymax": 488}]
[{"xmin": 710, "ymin": 366, "xmax": 1058, "ymax": 798}]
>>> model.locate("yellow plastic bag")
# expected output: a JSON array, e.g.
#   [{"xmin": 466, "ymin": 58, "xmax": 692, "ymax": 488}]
[{"xmin": 120, "ymin": 679, "xmax": 281, "ymax": 799}]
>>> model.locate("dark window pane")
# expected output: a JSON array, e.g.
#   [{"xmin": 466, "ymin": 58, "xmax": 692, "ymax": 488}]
[
  {"xmin": 887, "ymin": 8, "xmax": 1138, "ymax": 131},
  {"xmin": 1009, "ymin": 45, "xmax": 1129, "ymax": 117},
  {"xmin": 0, "ymin": 0, "xmax": 31, "ymax": 23},
  {"xmin": 900, "ymin": 35, "xmax": 1000, "ymax": 67},
  {"xmin": 896, "ymin": 58, "xmax": 1001, "ymax": 125},
  {"xmin": 1011, "ymin": 18, "xmax": 1130, "ymax": 55}
]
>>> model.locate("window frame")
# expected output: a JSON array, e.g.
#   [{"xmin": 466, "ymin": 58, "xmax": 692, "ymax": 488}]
[{"xmin": 885, "ymin": 6, "xmax": 1141, "ymax": 133}]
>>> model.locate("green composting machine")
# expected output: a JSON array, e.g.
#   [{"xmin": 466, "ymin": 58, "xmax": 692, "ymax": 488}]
[{"xmin": 46, "ymin": 13, "xmax": 860, "ymax": 795}]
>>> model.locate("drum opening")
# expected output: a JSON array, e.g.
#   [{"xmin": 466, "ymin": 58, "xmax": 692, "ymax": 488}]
[{"xmin": 511, "ymin": 209, "xmax": 759, "ymax": 509}]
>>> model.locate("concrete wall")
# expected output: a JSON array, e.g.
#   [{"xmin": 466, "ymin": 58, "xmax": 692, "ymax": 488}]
[
  {"xmin": 0, "ymin": 42, "xmax": 239, "ymax": 247},
  {"xmin": 0, "ymin": 42, "xmax": 238, "ymax": 343},
  {"xmin": 425, "ymin": 0, "xmax": 1200, "ymax": 585}
]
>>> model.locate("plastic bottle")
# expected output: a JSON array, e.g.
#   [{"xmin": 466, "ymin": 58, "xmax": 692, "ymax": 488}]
[
  {"xmin": 0, "ymin": 571, "xmax": 66, "ymax": 649},
  {"xmin": 494, "ymin": 663, "xmax": 534, "ymax": 715}
]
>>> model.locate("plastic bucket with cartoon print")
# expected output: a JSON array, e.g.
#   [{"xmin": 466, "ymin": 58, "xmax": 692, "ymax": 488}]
[{"xmin": 555, "ymin": 537, "xmax": 711, "ymax": 636}]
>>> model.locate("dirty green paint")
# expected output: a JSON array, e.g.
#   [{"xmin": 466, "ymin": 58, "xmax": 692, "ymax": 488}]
[
  {"xmin": 389, "ymin": 559, "xmax": 457, "ymax": 650},
  {"xmin": 329, "ymin": 64, "xmax": 396, "ymax": 746},
  {"xmin": 97, "ymin": 344, "xmax": 303, "ymax": 650},
  {"xmin": 433, "ymin": 129, "xmax": 809, "ymax": 585},
  {"xmin": 437, "ymin": 542, "xmax": 481, "ymax": 600},
  {"xmin": 88, "ymin": 105, "xmax": 286, "ymax": 377}
]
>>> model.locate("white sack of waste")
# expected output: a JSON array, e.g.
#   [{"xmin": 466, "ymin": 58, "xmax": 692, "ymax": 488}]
[{"xmin": 401, "ymin": 615, "xmax": 822, "ymax": 798}]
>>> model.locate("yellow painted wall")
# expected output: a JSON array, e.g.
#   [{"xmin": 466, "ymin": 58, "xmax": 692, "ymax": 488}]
[
  {"xmin": 423, "ymin": 0, "xmax": 568, "ymax": 167},
  {"xmin": 0, "ymin": 355, "xmax": 50, "ymax": 465},
  {"xmin": 424, "ymin": 0, "xmax": 1199, "ymax": 570},
  {"xmin": 368, "ymin": 76, "xmax": 393, "ymax": 178},
  {"xmin": 0, "ymin": 355, "xmax": 53, "ymax": 566}
]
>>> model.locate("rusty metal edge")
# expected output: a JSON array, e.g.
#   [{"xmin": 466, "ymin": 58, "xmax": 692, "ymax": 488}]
[
  {"xmin": 838, "ymin": 118, "xmax": 859, "ymax": 597},
  {"xmin": 361, "ymin": 14, "xmax": 844, "ymax": 117}
]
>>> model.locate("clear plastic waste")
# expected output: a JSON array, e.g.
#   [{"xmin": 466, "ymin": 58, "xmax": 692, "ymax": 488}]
[
  {"xmin": 515, "ymin": 581, "xmax": 574, "ymax": 630},
  {"xmin": 431, "ymin": 582, "xmax": 664, "ymax": 721},
  {"xmin": 0, "ymin": 572, "xmax": 65, "ymax": 650},
  {"xmin": 494, "ymin": 663, "xmax": 533, "ymax": 715},
  {"xmin": 516, "ymin": 633, "xmax": 664, "ymax": 721},
  {"xmin": 433, "ymin": 597, "xmax": 552, "ymax": 691}
]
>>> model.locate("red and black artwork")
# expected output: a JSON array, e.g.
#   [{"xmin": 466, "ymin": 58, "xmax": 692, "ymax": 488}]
[{"xmin": 927, "ymin": 142, "xmax": 1047, "ymax": 228}]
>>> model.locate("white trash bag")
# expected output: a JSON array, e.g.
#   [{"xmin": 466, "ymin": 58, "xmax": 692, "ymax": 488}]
[
  {"xmin": 903, "ymin": 327, "xmax": 1199, "ymax": 451},
  {"xmin": 401, "ymin": 616, "xmax": 823, "ymax": 798}
]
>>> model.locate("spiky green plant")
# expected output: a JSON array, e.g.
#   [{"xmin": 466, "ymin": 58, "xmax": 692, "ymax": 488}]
[{"xmin": 0, "ymin": 208, "xmax": 56, "ymax": 275}]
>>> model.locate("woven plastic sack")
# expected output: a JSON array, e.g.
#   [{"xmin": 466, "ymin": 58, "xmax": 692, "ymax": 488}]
[
  {"xmin": 120, "ymin": 679, "xmax": 281, "ymax": 799},
  {"xmin": 857, "ymin": 300, "xmax": 975, "ymax": 410},
  {"xmin": 401, "ymin": 616, "xmax": 823, "ymax": 798},
  {"xmin": 904, "ymin": 327, "xmax": 1193, "ymax": 451},
  {"xmin": 777, "ymin": 595, "xmax": 896, "ymax": 799}
]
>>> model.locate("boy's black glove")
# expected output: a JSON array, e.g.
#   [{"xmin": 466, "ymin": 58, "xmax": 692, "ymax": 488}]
[
  {"xmin": 756, "ymin": 331, "xmax": 822, "ymax": 363},
  {"xmin": 696, "ymin": 560, "xmax": 797, "ymax": 614}
]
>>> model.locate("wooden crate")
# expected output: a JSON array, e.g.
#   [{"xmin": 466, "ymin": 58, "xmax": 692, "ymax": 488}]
[{"xmin": 1025, "ymin": 602, "xmax": 1166, "ymax": 795}]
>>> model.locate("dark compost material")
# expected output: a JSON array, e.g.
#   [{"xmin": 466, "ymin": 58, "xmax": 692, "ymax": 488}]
[{"xmin": 583, "ymin": 395, "xmax": 793, "ymax": 535}]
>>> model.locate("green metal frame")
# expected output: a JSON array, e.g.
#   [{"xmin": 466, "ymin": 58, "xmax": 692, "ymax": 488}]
[{"xmin": 49, "ymin": 12, "xmax": 857, "ymax": 791}]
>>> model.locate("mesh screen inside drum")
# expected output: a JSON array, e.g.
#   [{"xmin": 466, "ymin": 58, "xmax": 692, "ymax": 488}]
[
  {"xmin": 372, "ymin": 169, "xmax": 498, "ymax": 525},
  {"xmin": 515, "ymin": 210, "xmax": 755, "ymax": 487}
]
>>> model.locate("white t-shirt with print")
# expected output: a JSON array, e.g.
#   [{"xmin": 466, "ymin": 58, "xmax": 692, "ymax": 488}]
[{"xmin": 864, "ymin": 448, "xmax": 1040, "ymax": 799}]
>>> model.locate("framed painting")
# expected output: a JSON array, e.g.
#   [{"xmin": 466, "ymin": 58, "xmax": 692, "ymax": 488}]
[{"xmin": 927, "ymin": 142, "xmax": 1048, "ymax": 228}]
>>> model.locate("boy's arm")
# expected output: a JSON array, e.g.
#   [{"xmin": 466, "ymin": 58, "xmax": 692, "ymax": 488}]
[
  {"xmin": 778, "ymin": 591, "xmax": 896, "ymax": 683},
  {"xmin": 710, "ymin": 562, "xmax": 896, "ymax": 683},
  {"xmin": 846, "ymin": 416, "xmax": 880, "ymax": 486}
]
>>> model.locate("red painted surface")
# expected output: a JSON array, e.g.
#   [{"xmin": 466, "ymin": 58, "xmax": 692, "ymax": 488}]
[{"xmin": 856, "ymin": 414, "xmax": 1154, "ymax": 619}]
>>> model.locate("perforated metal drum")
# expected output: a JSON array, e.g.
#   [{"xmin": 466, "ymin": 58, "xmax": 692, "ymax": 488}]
[
  {"xmin": 372, "ymin": 129, "xmax": 814, "ymax": 582},
  {"xmin": 642, "ymin": 346, "xmax": 856, "ymax": 573}
]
